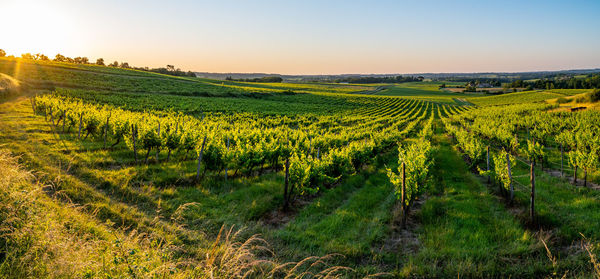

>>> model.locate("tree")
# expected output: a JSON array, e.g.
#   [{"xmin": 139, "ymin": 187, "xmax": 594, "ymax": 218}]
[
  {"xmin": 54, "ymin": 54, "xmax": 67, "ymax": 62},
  {"xmin": 0, "ymin": 49, "xmax": 5, "ymax": 57},
  {"xmin": 21, "ymin": 53, "xmax": 34, "ymax": 60},
  {"xmin": 73, "ymin": 57, "xmax": 89, "ymax": 64},
  {"xmin": 96, "ymin": 58, "xmax": 105, "ymax": 66},
  {"xmin": 120, "ymin": 62, "xmax": 130, "ymax": 68},
  {"xmin": 109, "ymin": 61, "xmax": 119, "ymax": 67},
  {"xmin": 166, "ymin": 65, "xmax": 175, "ymax": 72},
  {"xmin": 38, "ymin": 54, "xmax": 49, "ymax": 61}
]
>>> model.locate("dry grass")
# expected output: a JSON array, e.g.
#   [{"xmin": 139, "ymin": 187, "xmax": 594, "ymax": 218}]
[
  {"xmin": 581, "ymin": 234, "xmax": 600, "ymax": 279},
  {"xmin": 194, "ymin": 225, "xmax": 355, "ymax": 278},
  {"xmin": 537, "ymin": 231, "xmax": 600, "ymax": 279}
]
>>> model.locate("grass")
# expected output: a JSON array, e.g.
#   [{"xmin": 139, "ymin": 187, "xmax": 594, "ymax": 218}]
[
  {"xmin": 510, "ymin": 161, "xmax": 600, "ymax": 243},
  {"xmin": 0, "ymin": 148, "xmax": 355, "ymax": 278},
  {"xmin": 274, "ymin": 153, "xmax": 397, "ymax": 267},
  {"xmin": 0, "ymin": 148, "xmax": 182, "ymax": 278},
  {"xmin": 400, "ymin": 134, "xmax": 546, "ymax": 277}
]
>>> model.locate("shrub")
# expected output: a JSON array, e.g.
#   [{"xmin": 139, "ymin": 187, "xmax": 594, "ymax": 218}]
[
  {"xmin": 590, "ymin": 88, "xmax": 600, "ymax": 102},
  {"xmin": 556, "ymin": 97, "xmax": 569, "ymax": 104},
  {"xmin": 575, "ymin": 94, "xmax": 590, "ymax": 103},
  {"xmin": 575, "ymin": 89, "xmax": 600, "ymax": 103}
]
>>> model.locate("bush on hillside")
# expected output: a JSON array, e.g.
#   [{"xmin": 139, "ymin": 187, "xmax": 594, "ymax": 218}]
[
  {"xmin": 575, "ymin": 89, "xmax": 600, "ymax": 103},
  {"xmin": 590, "ymin": 88, "xmax": 600, "ymax": 102}
]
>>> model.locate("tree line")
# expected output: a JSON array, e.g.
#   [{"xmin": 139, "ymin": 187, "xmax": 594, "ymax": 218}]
[
  {"xmin": 225, "ymin": 76, "xmax": 283, "ymax": 83},
  {"xmin": 334, "ymin": 75, "xmax": 423, "ymax": 84},
  {"xmin": 506, "ymin": 74, "xmax": 600, "ymax": 90},
  {"xmin": 0, "ymin": 49, "xmax": 196, "ymax": 78}
]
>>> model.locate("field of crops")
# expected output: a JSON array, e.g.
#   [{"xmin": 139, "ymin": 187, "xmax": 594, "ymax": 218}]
[
  {"xmin": 465, "ymin": 90, "xmax": 588, "ymax": 106},
  {"xmin": 1, "ymin": 58, "xmax": 600, "ymax": 277},
  {"xmin": 371, "ymin": 82, "xmax": 476, "ymax": 104}
]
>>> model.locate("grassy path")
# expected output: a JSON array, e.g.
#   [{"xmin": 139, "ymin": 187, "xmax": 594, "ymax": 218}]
[
  {"xmin": 400, "ymin": 135, "xmax": 545, "ymax": 277},
  {"xmin": 271, "ymin": 154, "xmax": 398, "ymax": 273}
]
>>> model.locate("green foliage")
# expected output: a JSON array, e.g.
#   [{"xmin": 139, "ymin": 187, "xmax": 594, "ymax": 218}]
[
  {"xmin": 444, "ymin": 118, "xmax": 485, "ymax": 167},
  {"xmin": 33, "ymin": 93, "xmax": 450, "ymax": 195},
  {"xmin": 387, "ymin": 138, "xmax": 433, "ymax": 207},
  {"xmin": 576, "ymin": 88, "xmax": 600, "ymax": 103},
  {"xmin": 591, "ymin": 88, "xmax": 600, "ymax": 102},
  {"xmin": 521, "ymin": 139, "xmax": 545, "ymax": 164},
  {"xmin": 491, "ymin": 149, "xmax": 516, "ymax": 192}
]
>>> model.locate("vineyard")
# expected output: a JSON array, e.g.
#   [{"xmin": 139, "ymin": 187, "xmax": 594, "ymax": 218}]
[
  {"xmin": 1, "ymin": 57, "xmax": 600, "ymax": 277},
  {"xmin": 30, "ymin": 92, "xmax": 462, "ymax": 200}
]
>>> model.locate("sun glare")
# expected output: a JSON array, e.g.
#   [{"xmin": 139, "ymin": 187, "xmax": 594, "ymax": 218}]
[{"xmin": 1, "ymin": 0, "xmax": 81, "ymax": 57}]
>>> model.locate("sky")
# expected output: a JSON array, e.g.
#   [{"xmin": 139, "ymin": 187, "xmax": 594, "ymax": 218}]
[{"xmin": 1, "ymin": 0, "xmax": 599, "ymax": 74}]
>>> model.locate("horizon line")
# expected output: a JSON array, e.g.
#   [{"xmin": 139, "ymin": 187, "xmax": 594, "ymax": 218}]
[{"xmin": 194, "ymin": 67, "xmax": 600, "ymax": 76}]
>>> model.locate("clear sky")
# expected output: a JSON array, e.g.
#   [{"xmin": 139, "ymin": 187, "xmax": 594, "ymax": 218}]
[{"xmin": 2, "ymin": 0, "xmax": 599, "ymax": 74}]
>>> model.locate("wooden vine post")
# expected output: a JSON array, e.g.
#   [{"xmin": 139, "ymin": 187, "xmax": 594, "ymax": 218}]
[
  {"xmin": 560, "ymin": 144, "xmax": 564, "ymax": 177},
  {"xmin": 195, "ymin": 135, "xmax": 207, "ymax": 181},
  {"xmin": 283, "ymin": 157, "xmax": 290, "ymax": 210},
  {"xmin": 132, "ymin": 124, "xmax": 138, "ymax": 163},
  {"xmin": 506, "ymin": 152, "xmax": 514, "ymax": 204},
  {"xmin": 78, "ymin": 113, "xmax": 83, "ymax": 140},
  {"xmin": 530, "ymin": 161, "xmax": 535, "ymax": 224},
  {"xmin": 62, "ymin": 111, "xmax": 66, "ymax": 133},
  {"xmin": 401, "ymin": 162, "xmax": 407, "ymax": 229},
  {"xmin": 486, "ymin": 146, "xmax": 490, "ymax": 183},
  {"xmin": 49, "ymin": 107, "xmax": 55, "ymax": 128},
  {"xmin": 103, "ymin": 114, "xmax": 110, "ymax": 149},
  {"xmin": 225, "ymin": 137, "xmax": 229, "ymax": 182},
  {"xmin": 308, "ymin": 136, "xmax": 312, "ymax": 157},
  {"xmin": 156, "ymin": 121, "xmax": 161, "ymax": 162}
]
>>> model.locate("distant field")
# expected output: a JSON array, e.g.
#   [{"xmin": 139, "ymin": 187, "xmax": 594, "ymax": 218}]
[
  {"xmin": 466, "ymin": 90, "xmax": 566, "ymax": 106},
  {"xmin": 443, "ymin": 87, "xmax": 505, "ymax": 93},
  {"xmin": 545, "ymin": 88, "xmax": 594, "ymax": 95},
  {"xmin": 373, "ymin": 82, "xmax": 477, "ymax": 104}
]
